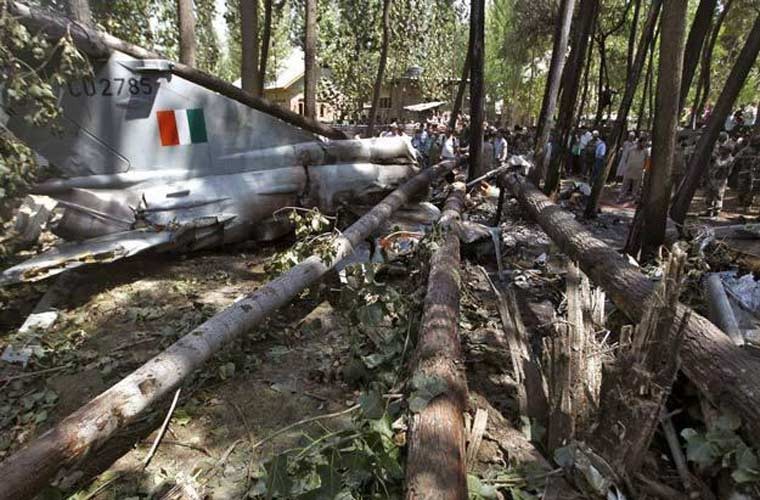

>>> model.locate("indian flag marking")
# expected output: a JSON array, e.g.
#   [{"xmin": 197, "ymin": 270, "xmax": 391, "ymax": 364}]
[{"xmin": 157, "ymin": 109, "xmax": 208, "ymax": 146}]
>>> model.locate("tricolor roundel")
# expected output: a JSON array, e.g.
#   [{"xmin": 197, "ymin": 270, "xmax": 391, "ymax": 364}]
[{"xmin": 157, "ymin": 109, "xmax": 208, "ymax": 146}]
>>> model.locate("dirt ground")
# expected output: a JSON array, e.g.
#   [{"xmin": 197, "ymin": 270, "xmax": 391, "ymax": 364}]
[{"xmin": 0, "ymin": 180, "xmax": 758, "ymax": 498}]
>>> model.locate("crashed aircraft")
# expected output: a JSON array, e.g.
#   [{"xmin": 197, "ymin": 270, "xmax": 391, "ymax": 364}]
[{"xmin": 1, "ymin": 42, "xmax": 420, "ymax": 285}]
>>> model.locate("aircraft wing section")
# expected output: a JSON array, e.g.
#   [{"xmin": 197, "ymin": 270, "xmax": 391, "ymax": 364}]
[{"xmin": 0, "ymin": 229, "xmax": 173, "ymax": 286}]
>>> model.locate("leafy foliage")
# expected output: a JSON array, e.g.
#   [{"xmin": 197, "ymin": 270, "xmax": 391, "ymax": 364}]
[
  {"xmin": 265, "ymin": 208, "xmax": 337, "ymax": 275},
  {"xmin": 681, "ymin": 411, "xmax": 760, "ymax": 486}
]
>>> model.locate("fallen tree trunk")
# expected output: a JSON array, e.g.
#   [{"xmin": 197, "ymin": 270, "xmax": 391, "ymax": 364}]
[
  {"xmin": 8, "ymin": 1, "xmax": 348, "ymax": 140},
  {"xmin": 0, "ymin": 160, "xmax": 460, "ymax": 500},
  {"xmin": 405, "ymin": 183, "xmax": 468, "ymax": 500},
  {"xmin": 503, "ymin": 173, "xmax": 760, "ymax": 448}
]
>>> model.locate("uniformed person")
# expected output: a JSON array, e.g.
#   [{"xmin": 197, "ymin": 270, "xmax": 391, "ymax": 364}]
[
  {"xmin": 704, "ymin": 143, "xmax": 734, "ymax": 217},
  {"xmin": 732, "ymin": 133, "xmax": 760, "ymax": 212}
]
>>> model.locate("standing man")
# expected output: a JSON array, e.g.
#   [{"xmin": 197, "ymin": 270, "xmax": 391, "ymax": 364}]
[
  {"xmin": 590, "ymin": 130, "xmax": 607, "ymax": 184},
  {"xmin": 493, "ymin": 129, "xmax": 508, "ymax": 165},
  {"xmin": 704, "ymin": 143, "xmax": 734, "ymax": 217},
  {"xmin": 617, "ymin": 137, "xmax": 648, "ymax": 202},
  {"xmin": 733, "ymin": 133, "xmax": 760, "ymax": 213},
  {"xmin": 615, "ymin": 131, "xmax": 637, "ymax": 181}
]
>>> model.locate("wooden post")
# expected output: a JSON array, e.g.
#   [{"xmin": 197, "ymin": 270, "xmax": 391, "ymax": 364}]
[
  {"xmin": 503, "ymin": 173, "xmax": 760, "ymax": 448},
  {"xmin": 405, "ymin": 183, "xmax": 468, "ymax": 500},
  {"xmin": 0, "ymin": 161, "xmax": 461, "ymax": 500},
  {"xmin": 304, "ymin": 0, "xmax": 318, "ymax": 120}
]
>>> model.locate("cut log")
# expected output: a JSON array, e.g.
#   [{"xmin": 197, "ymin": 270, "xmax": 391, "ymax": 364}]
[
  {"xmin": 405, "ymin": 182, "xmax": 467, "ymax": 500},
  {"xmin": 8, "ymin": 1, "xmax": 347, "ymax": 140},
  {"xmin": 0, "ymin": 160, "xmax": 460, "ymax": 500},
  {"xmin": 503, "ymin": 173, "xmax": 760, "ymax": 448}
]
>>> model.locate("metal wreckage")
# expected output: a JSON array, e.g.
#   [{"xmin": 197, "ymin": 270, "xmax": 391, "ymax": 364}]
[{"xmin": 0, "ymin": 3, "xmax": 425, "ymax": 286}]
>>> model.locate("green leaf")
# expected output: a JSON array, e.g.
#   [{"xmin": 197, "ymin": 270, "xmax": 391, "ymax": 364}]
[
  {"xmin": 715, "ymin": 412, "xmax": 742, "ymax": 432},
  {"xmin": 358, "ymin": 390, "xmax": 384, "ymax": 420},
  {"xmin": 299, "ymin": 464, "xmax": 342, "ymax": 499},
  {"xmin": 408, "ymin": 373, "xmax": 448, "ymax": 413},
  {"xmin": 682, "ymin": 428, "xmax": 720, "ymax": 469},
  {"xmin": 467, "ymin": 474, "xmax": 498, "ymax": 499},
  {"xmin": 732, "ymin": 444, "xmax": 760, "ymax": 484},
  {"xmin": 265, "ymin": 454, "xmax": 292, "ymax": 499}
]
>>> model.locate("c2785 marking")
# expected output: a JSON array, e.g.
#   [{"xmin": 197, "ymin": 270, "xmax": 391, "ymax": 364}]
[{"xmin": 67, "ymin": 77, "xmax": 153, "ymax": 97}]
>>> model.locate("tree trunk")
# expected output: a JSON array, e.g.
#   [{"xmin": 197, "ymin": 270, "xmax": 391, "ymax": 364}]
[
  {"xmin": 591, "ymin": 248, "xmax": 688, "ymax": 484},
  {"xmin": 678, "ymin": 0, "xmax": 718, "ymax": 114},
  {"xmin": 635, "ymin": 31, "xmax": 655, "ymax": 132},
  {"xmin": 304, "ymin": 0, "xmax": 318, "ymax": 120},
  {"xmin": 639, "ymin": 0, "xmax": 687, "ymax": 259},
  {"xmin": 241, "ymin": 0, "xmax": 260, "ymax": 94},
  {"xmin": 504, "ymin": 172, "xmax": 760, "ymax": 450},
  {"xmin": 366, "ymin": 0, "xmax": 392, "ymax": 138},
  {"xmin": 7, "ymin": 1, "xmax": 348, "ymax": 139},
  {"xmin": 448, "ymin": 51, "xmax": 471, "ymax": 133},
  {"xmin": 576, "ymin": 18, "xmax": 596, "ymax": 127},
  {"xmin": 66, "ymin": 0, "xmax": 91, "ymax": 24},
  {"xmin": 625, "ymin": 0, "xmax": 641, "ymax": 80},
  {"xmin": 0, "ymin": 159, "xmax": 462, "ymax": 500},
  {"xmin": 257, "ymin": 0, "xmax": 274, "ymax": 97},
  {"xmin": 405, "ymin": 184, "xmax": 467, "ymax": 500},
  {"xmin": 176, "ymin": 0, "xmax": 196, "ymax": 67},
  {"xmin": 695, "ymin": 0, "xmax": 733, "ymax": 125},
  {"xmin": 468, "ymin": 0, "xmax": 485, "ymax": 181},
  {"xmin": 533, "ymin": 0, "xmax": 577, "ymax": 183},
  {"xmin": 544, "ymin": 0, "xmax": 599, "ymax": 195},
  {"xmin": 670, "ymin": 12, "xmax": 760, "ymax": 225},
  {"xmin": 583, "ymin": 0, "xmax": 661, "ymax": 218}
]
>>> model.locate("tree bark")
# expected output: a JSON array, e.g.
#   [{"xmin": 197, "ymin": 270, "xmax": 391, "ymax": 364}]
[
  {"xmin": 695, "ymin": 0, "xmax": 733, "ymax": 127},
  {"xmin": 678, "ymin": 0, "xmax": 718, "ymax": 114},
  {"xmin": 584, "ymin": 0, "xmax": 661, "ymax": 217},
  {"xmin": 257, "ymin": 0, "xmax": 274, "ymax": 97},
  {"xmin": 304, "ymin": 0, "xmax": 318, "ymax": 120},
  {"xmin": 533, "ymin": 0, "xmax": 577, "ymax": 183},
  {"xmin": 504, "ymin": 173, "xmax": 760, "ymax": 450},
  {"xmin": 468, "ymin": 0, "xmax": 485, "ymax": 181},
  {"xmin": 448, "ymin": 51, "xmax": 471, "ymax": 133},
  {"xmin": 670, "ymin": 12, "xmax": 760, "ymax": 225},
  {"xmin": 65, "ymin": 0, "xmax": 91, "ymax": 24},
  {"xmin": 625, "ymin": 0, "xmax": 641, "ymax": 81},
  {"xmin": 591, "ymin": 248, "xmax": 688, "ymax": 484},
  {"xmin": 635, "ymin": 29, "xmax": 655, "ymax": 132},
  {"xmin": 366, "ymin": 0, "xmax": 392, "ymax": 138},
  {"xmin": 240, "ymin": 0, "xmax": 260, "ymax": 94},
  {"xmin": 176, "ymin": 0, "xmax": 196, "ymax": 67},
  {"xmin": 575, "ymin": 16, "xmax": 596, "ymax": 127},
  {"xmin": 405, "ymin": 183, "xmax": 467, "ymax": 500},
  {"xmin": 639, "ymin": 0, "xmax": 687, "ymax": 259},
  {"xmin": 7, "ymin": 1, "xmax": 347, "ymax": 139},
  {"xmin": 0, "ymin": 158, "xmax": 461, "ymax": 500},
  {"xmin": 544, "ymin": 0, "xmax": 598, "ymax": 195}
]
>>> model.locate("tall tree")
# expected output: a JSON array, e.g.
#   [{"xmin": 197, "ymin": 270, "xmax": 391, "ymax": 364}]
[
  {"xmin": 625, "ymin": 0, "xmax": 641, "ymax": 80},
  {"xmin": 544, "ymin": 0, "xmax": 599, "ymax": 195},
  {"xmin": 240, "ymin": 0, "xmax": 260, "ymax": 93},
  {"xmin": 469, "ymin": 0, "xmax": 485, "ymax": 180},
  {"xmin": 678, "ymin": 0, "xmax": 718, "ymax": 114},
  {"xmin": 66, "ymin": 0, "xmax": 92, "ymax": 24},
  {"xmin": 532, "ymin": 0, "xmax": 577, "ymax": 184},
  {"xmin": 304, "ymin": 0, "xmax": 318, "ymax": 120},
  {"xmin": 638, "ymin": 0, "xmax": 688, "ymax": 259},
  {"xmin": 448, "ymin": 51, "xmax": 471, "ymax": 133},
  {"xmin": 584, "ymin": 0, "xmax": 661, "ymax": 218},
  {"xmin": 694, "ymin": 0, "xmax": 734, "ymax": 124},
  {"xmin": 366, "ymin": 0, "xmax": 392, "ymax": 137},
  {"xmin": 177, "ymin": 0, "xmax": 197, "ymax": 66},
  {"xmin": 670, "ymin": 11, "xmax": 760, "ymax": 224},
  {"xmin": 257, "ymin": 0, "xmax": 274, "ymax": 96}
]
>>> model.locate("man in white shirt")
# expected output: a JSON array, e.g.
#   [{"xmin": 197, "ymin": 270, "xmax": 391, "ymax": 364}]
[
  {"xmin": 441, "ymin": 128, "xmax": 458, "ymax": 160},
  {"xmin": 493, "ymin": 130, "xmax": 508, "ymax": 164}
]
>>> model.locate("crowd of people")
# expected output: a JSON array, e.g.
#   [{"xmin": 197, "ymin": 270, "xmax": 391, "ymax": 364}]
[{"xmin": 370, "ymin": 109, "xmax": 759, "ymax": 220}]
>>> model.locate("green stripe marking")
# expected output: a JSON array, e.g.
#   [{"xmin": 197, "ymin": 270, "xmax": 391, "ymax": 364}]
[{"xmin": 187, "ymin": 108, "xmax": 208, "ymax": 144}]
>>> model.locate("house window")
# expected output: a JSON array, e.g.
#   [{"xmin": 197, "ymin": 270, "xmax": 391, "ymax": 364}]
[
  {"xmin": 379, "ymin": 97, "xmax": 391, "ymax": 109},
  {"xmin": 320, "ymin": 104, "xmax": 326, "ymax": 118},
  {"xmin": 298, "ymin": 100, "xmax": 304, "ymax": 115}
]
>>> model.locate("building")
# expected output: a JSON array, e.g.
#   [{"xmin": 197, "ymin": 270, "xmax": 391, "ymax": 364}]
[{"xmin": 235, "ymin": 48, "xmax": 337, "ymax": 123}]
